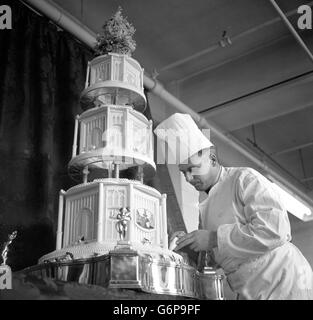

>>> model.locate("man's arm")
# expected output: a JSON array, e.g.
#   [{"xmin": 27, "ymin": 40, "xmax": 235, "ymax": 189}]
[{"xmin": 217, "ymin": 169, "xmax": 291, "ymax": 262}]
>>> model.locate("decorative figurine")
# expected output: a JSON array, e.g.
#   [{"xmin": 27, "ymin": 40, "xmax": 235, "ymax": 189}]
[
  {"xmin": 1, "ymin": 231, "xmax": 17, "ymax": 266},
  {"xmin": 115, "ymin": 207, "xmax": 131, "ymax": 240},
  {"xmin": 0, "ymin": 231, "xmax": 17, "ymax": 290}
]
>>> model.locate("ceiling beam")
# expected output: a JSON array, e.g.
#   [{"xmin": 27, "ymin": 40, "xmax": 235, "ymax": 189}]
[
  {"xmin": 199, "ymin": 69, "xmax": 313, "ymax": 116},
  {"xmin": 269, "ymin": 0, "xmax": 313, "ymax": 64},
  {"xmin": 272, "ymin": 141, "xmax": 313, "ymax": 156},
  {"xmin": 177, "ymin": 33, "xmax": 291, "ymax": 83},
  {"xmin": 21, "ymin": 0, "xmax": 97, "ymax": 47},
  {"xmin": 199, "ymin": 71, "xmax": 313, "ymax": 132},
  {"xmin": 158, "ymin": 2, "xmax": 313, "ymax": 75}
]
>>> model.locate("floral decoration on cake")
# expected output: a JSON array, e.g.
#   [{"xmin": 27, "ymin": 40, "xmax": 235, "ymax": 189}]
[{"xmin": 94, "ymin": 6, "xmax": 136, "ymax": 57}]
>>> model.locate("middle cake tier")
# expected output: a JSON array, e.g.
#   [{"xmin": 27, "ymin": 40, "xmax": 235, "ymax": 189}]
[{"xmin": 69, "ymin": 104, "xmax": 155, "ymax": 180}]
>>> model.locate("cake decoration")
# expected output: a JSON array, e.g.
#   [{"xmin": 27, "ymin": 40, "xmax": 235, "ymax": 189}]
[
  {"xmin": 23, "ymin": 8, "xmax": 224, "ymax": 300},
  {"xmin": 94, "ymin": 6, "xmax": 136, "ymax": 57}
]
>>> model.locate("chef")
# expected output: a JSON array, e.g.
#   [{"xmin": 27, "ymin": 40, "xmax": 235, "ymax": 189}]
[{"xmin": 154, "ymin": 113, "xmax": 313, "ymax": 300}]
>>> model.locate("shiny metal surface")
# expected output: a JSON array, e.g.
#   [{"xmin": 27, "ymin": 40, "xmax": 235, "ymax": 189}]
[
  {"xmin": 24, "ymin": 250, "xmax": 224, "ymax": 300},
  {"xmin": 197, "ymin": 268, "xmax": 224, "ymax": 300},
  {"xmin": 110, "ymin": 254, "xmax": 141, "ymax": 288}
]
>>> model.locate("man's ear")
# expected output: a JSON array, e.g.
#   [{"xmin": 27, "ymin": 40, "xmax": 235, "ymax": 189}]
[{"xmin": 209, "ymin": 153, "xmax": 217, "ymax": 166}]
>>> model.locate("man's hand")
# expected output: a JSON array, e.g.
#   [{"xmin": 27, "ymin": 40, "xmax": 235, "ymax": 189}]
[
  {"xmin": 174, "ymin": 230, "xmax": 217, "ymax": 252},
  {"xmin": 169, "ymin": 231, "xmax": 186, "ymax": 243},
  {"xmin": 169, "ymin": 231, "xmax": 186, "ymax": 250}
]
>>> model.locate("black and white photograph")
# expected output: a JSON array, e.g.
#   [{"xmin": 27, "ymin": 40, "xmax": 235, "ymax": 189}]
[{"xmin": 1, "ymin": 0, "xmax": 313, "ymax": 306}]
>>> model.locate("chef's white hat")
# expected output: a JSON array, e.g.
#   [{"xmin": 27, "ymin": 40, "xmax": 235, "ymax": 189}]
[{"xmin": 154, "ymin": 113, "xmax": 214, "ymax": 164}]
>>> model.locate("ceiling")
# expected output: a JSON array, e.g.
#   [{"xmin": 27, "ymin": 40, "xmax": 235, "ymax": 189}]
[{"xmin": 44, "ymin": 0, "xmax": 313, "ymax": 216}]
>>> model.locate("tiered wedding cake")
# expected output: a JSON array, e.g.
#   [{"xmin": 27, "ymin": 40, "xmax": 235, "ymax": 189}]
[
  {"xmin": 39, "ymin": 52, "xmax": 172, "ymax": 261},
  {"xmin": 27, "ymin": 8, "xmax": 224, "ymax": 300}
]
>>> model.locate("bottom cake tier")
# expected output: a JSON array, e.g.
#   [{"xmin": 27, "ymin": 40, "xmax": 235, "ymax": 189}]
[
  {"xmin": 27, "ymin": 242, "xmax": 224, "ymax": 300},
  {"xmin": 56, "ymin": 179, "xmax": 168, "ymax": 252}
]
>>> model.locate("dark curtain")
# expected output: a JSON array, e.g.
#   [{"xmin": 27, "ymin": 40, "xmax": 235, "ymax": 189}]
[
  {"xmin": 0, "ymin": 0, "xmax": 184, "ymax": 272},
  {"xmin": 0, "ymin": 0, "xmax": 92, "ymax": 271}
]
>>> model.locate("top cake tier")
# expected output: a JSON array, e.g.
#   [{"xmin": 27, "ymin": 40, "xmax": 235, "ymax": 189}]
[{"xmin": 80, "ymin": 53, "xmax": 146, "ymax": 111}]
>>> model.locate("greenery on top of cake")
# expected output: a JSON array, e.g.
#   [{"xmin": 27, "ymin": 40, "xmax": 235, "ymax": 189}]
[{"xmin": 94, "ymin": 6, "xmax": 136, "ymax": 57}]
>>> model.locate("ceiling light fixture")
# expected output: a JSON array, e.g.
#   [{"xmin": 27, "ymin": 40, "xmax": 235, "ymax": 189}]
[
  {"xmin": 271, "ymin": 182, "xmax": 312, "ymax": 221},
  {"xmin": 152, "ymin": 68, "xmax": 159, "ymax": 80},
  {"xmin": 219, "ymin": 30, "xmax": 232, "ymax": 48}
]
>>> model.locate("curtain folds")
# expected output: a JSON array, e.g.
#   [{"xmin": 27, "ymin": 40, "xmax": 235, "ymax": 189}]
[{"xmin": 0, "ymin": 0, "xmax": 92, "ymax": 270}]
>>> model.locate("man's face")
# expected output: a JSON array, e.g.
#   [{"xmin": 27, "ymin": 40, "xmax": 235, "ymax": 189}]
[{"xmin": 178, "ymin": 151, "xmax": 215, "ymax": 191}]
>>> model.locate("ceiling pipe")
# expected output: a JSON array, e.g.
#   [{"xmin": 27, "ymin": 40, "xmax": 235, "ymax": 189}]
[
  {"xmin": 268, "ymin": 0, "xmax": 313, "ymax": 64},
  {"xmin": 272, "ymin": 141, "xmax": 313, "ymax": 156},
  {"xmin": 21, "ymin": 0, "xmax": 98, "ymax": 48},
  {"xmin": 159, "ymin": 1, "xmax": 313, "ymax": 74},
  {"xmin": 22, "ymin": 0, "xmax": 313, "ymax": 213}
]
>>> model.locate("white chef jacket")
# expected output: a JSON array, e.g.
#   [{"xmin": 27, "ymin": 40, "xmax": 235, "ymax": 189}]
[{"xmin": 199, "ymin": 166, "xmax": 313, "ymax": 300}]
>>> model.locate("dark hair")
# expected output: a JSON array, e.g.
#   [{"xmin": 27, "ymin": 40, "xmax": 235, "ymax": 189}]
[{"xmin": 210, "ymin": 146, "xmax": 218, "ymax": 158}]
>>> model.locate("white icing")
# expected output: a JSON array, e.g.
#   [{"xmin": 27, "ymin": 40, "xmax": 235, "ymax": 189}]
[
  {"xmin": 39, "ymin": 241, "xmax": 185, "ymax": 265},
  {"xmin": 66, "ymin": 178, "xmax": 161, "ymax": 196}
]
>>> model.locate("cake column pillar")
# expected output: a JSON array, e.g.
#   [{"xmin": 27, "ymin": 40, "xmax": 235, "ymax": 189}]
[
  {"xmin": 125, "ymin": 109, "xmax": 129, "ymax": 153},
  {"xmin": 128, "ymin": 183, "xmax": 134, "ymax": 242},
  {"xmin": 85, "ymin": 62, "xmax": 90, "ymax": 88},
  {"xmin": 83, "ymin": 166, "xmax": 89, "ymax": 184},
  {"xmin": 114, "ymin": 164, "xmax": 120, "ymax": 178},
  {"xmin": 56, "ymin": 190, "xmax": 66, "ymax": 250},
  {"xmin": 72, "ymin": 115, "xmax": 79, "ymax": 158},
  {"xmin": 140, "ymin": 67, "xmax": 144, "ymax": 89},
  {"xmin": 97, "ymin": 183, "xmax": 105, "ymax": 242},
  {"xmin": 161, "ymin": 194, "xmax": 168, "ymax": 248},
  {"xmin": 148, "ymin": 120, "xmax": 153, "ymax": 160},
  {"xmin": 155, "ymin": 202, "xmax": 160, "ymax": 245}
]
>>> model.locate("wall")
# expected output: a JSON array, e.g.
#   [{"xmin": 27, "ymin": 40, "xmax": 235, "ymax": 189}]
[{"xmin": 148, "ymin": 91, "xmax": 200, "ymax": 232}]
